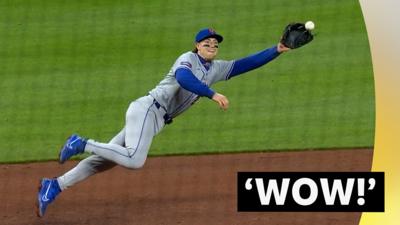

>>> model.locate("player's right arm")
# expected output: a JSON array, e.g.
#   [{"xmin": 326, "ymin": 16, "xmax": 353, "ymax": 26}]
[
  {"xmin": 175, "ymin": 68, "xmax": 229, "ymax": 111},
  {"xmin": 210, "ymin": 93, "xmax": 229, "ymax": 111}
]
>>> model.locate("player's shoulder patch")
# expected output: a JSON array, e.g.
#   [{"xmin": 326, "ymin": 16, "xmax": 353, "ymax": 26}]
[{"xmin": 180, "ymin": 61, "xmax": 192, "ymax": 69}]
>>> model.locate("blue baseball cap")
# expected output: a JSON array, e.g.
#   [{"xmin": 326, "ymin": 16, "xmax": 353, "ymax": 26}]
[{"xmin": 195, "ymin": 28, "xmax": 223, "ymax": 43}]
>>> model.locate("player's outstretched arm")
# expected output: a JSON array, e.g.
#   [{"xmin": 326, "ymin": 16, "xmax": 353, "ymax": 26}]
[
  {"xmin": 277, "ymin": 42, "xmax": 291, "ymax": 53},
  {"xmin": 227, "ymin": 45, "xmax": 284, "ymax": 79}
]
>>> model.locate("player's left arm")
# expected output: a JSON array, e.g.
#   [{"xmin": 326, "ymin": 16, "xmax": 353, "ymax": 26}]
[{"xmin": 226, "ymin": 43, "xmax": 290, "ymax": 79}]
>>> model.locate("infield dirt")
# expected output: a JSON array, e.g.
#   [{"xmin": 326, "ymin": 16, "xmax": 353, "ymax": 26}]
[{"xmin": 0, "ymin": 148, "xmax": 372, "ymax": 225}]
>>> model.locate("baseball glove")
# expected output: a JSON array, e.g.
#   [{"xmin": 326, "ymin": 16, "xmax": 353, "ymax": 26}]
[{"xmin": 281, "ymin": 23, "xmax": 314, "ymax": 49}]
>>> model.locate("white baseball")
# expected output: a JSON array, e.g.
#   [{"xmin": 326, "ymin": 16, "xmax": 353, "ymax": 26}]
[{"xmin": 305, "ymin": 21, "xmax": 315, "ymax": 30}]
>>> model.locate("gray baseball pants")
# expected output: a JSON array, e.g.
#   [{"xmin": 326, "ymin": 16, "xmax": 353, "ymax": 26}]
[{"xmin": 57, "ymin": 95, "xmax": 166, "ymax": 190}]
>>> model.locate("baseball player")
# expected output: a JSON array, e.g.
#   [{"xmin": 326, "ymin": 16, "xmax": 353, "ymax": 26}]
[{"xmin": 36, "ymin": 28, "xmax": 292, "ymax": 217}]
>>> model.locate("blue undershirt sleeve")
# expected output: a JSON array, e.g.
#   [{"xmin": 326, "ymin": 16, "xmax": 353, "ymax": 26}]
[
  {"xmin": 175, "ymin": 68, "xmax": 215, "ymax": 99},
  {"xmin": 227, "ymin": 45, "xmax": 281, "ymax": 79}
]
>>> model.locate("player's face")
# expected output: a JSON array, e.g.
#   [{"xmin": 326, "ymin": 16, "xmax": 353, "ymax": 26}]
[{"xmin": 196, "ymin": 38, "xmax": 219, "ymax": 61}]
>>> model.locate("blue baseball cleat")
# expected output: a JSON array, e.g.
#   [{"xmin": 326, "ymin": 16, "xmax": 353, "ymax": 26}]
[
  {"xmin": 59, "ymin": 134, "xmax": 87, "ymax": 164},
  {"xmin": 36, "ymin": 178, "xmax": 61, "ymax": 217}
]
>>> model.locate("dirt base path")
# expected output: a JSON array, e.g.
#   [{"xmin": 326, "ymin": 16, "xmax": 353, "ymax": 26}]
[{"xmin": 0, "ymin": 148, "xmax": 372, "ymax": 225}]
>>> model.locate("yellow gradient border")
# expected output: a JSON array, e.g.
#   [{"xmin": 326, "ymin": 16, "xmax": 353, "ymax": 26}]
[{"xmin": 359, "ymin": 0, "xmax": 400, "ymax": 224}]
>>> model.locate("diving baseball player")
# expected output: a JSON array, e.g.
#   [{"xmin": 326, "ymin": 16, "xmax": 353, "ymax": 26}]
[{"xmin": 36, "ymin": 28, "xmax": 293, "ymax": 217}]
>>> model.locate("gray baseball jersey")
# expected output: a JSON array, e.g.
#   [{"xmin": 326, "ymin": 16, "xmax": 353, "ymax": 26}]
[{"xmin": 149, "ymin": 51, "xmax": 234, "ymax": 118}]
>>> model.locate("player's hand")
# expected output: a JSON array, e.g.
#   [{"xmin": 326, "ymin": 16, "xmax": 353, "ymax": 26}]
[
  {"xmin": 212, "ymin": 93, "xmax": 229, "ymax": 111},
  {"xmin": 277, "ymin": 42, "xmax": 291, "ymax": 53}
]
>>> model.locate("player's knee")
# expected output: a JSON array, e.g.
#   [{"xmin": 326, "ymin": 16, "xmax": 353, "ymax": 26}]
[{"xmin": 125, "ymin": 157, "xmax": 146, "ymax": 170}]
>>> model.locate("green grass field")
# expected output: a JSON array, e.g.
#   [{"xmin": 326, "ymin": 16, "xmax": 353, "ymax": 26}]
[{"xmin": 0, "ymin": 0, "xmax": 374, "ymax": 163}]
